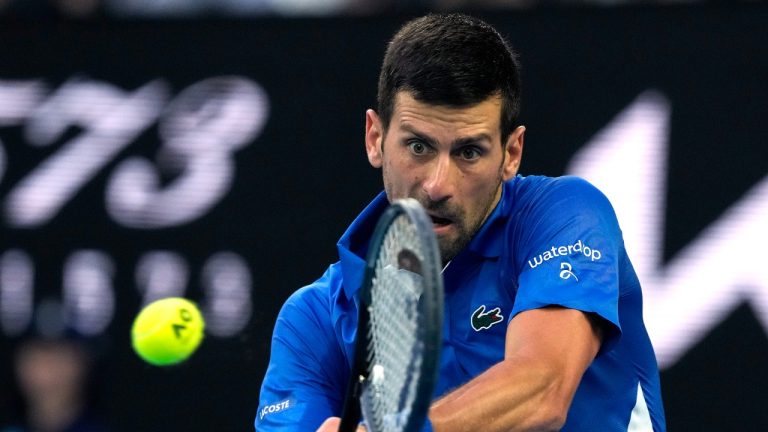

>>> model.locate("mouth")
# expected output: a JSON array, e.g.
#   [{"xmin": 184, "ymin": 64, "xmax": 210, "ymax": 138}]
[{"xmin": 428, "ymin": 214, "xmax": 453, "ymax": 230}]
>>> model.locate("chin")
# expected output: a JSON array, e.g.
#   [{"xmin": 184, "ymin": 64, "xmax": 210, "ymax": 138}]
[{"xmin": 437, "ymin": 241, "xmax": 461, "ymax": 263}]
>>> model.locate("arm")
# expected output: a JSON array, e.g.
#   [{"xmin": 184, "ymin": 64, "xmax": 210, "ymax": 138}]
[
  {"xmin": 256, "ymin": 282, "xmax": 347, "ymax": 431},
  {"xmin": 429, "ymin": 306, "xmax": 603, "ymax": 431}
]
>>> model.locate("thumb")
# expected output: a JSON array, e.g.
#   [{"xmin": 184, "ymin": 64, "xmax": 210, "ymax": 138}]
[{"xmin": 316, "ymin": 417, "xmax": 340, "ymax": 432}]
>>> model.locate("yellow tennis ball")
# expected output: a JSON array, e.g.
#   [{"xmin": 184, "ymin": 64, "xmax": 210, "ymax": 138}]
[{"xmin": 131, "ymin": 297, "xmax": 205, "ymax": 366}]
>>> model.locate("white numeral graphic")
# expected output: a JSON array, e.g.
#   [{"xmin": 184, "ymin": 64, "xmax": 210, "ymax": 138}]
[
  {"xmin": 63, "ymin": 250, "xmax": 115, "ymax": 336},
  {"xmin": 0, "ymin": 80, "xmax": 47, "ymax": 126},
  {"xmin": 0, "ymin": 250, "xmax": 35, "ymax": 336},
  {"xmin": 5, "ymin": 79, "xmax": 169, "ymax": 227},
  {"xmin": 106, "ymin": 77, "xmax": 269, "ymax": 228},
  {"xmin": 202, "ymin": 252, "xmax": 252, "ymax": 337},
  {"xmin": 136, "ymin": 251, "xmax": 189, "ymax": 305},
  {"xmin": 0, "ymin": 80, "xmax": 48, "ymax": 188},
  {"xmin": 0, "ymin": 140, "xmax": 5, "ymax": 187}
]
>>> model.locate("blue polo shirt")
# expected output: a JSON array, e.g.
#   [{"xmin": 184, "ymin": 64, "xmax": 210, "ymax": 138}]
[{"xmin": 256, "ymin": 175, "xmax": 666, "ymax": 431}]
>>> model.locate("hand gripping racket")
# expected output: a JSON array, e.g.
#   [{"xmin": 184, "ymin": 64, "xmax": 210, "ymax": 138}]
[{"xmin": 339, "ymin": 198, "xmax": 444, "ymax": 432}]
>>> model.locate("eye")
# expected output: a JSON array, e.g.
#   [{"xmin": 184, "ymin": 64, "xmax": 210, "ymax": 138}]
[
  {"xmin": 408, "ymin": 140, "xmax": 429, "ymax": 155},
  {"xmin": 459, "ymin": 146, "xmax": 482, "ymax": 160}
]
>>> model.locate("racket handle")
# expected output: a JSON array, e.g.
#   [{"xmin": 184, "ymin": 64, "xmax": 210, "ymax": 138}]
[{"xmin": 337, "ymin": 398, "xmax": 361, "ymax": 432}]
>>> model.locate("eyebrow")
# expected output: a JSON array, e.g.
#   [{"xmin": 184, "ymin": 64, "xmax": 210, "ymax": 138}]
[
  {"xmin": 401, "ymin": 124, "xmax": 493, "ymax": 148},
  {"xmin": 401, "ymin": 124, "xmax": 439, "ymax": 148},
  {"xmin": 453, "ymin": 134, "xmax": 493, "ymax": 148}
]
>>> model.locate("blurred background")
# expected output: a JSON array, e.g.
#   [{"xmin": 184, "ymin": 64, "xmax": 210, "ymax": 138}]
[{"xmin": 0, "ymin": 1, "xmax": 767, "ymax": 431}]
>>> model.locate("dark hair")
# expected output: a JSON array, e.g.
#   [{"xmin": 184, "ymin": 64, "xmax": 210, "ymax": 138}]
[{"xmin": 377, "ymin": 14, "xmax": 522, "ymax": 141}]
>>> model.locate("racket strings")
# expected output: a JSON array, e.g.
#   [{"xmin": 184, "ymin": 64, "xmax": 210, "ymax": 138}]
[{"xmin": 364, "ymin": 215, "xmax": 427, "ymax": 432}]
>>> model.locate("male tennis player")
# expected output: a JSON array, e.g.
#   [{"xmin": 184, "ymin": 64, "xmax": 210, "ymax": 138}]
[{"xmin": 257, "ymin": 13, "xmax": 666, "ymax": 431}]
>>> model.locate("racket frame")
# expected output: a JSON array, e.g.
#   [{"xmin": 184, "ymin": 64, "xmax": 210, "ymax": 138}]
[{"xmin": 339, "ymin": 198, "xmax": 443, "ymax": 432}]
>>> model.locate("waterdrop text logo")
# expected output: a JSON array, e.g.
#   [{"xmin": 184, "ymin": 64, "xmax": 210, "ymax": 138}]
[{"xmin": 527, "ymin": 240, "xmax": 602, "ymax": 269}]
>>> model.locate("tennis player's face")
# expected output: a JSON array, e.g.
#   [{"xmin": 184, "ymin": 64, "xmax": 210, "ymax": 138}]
[{"xmin": 365, "ymin": 92, "xmax": 524, "ymax": 262}]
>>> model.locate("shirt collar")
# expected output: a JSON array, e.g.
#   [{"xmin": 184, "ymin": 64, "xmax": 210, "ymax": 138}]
[
  {"xmin": 337, "ymin": 191, "xmax": 389, "ymax": 300},
  {"xmin": 336, "ymin": 178, "xmax": 517, "ymax": 299}
]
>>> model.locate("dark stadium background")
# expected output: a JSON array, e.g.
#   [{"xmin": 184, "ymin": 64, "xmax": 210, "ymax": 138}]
[{"xmin": 1, "ymin": 4, "xmax": 767, "ymax": 430}]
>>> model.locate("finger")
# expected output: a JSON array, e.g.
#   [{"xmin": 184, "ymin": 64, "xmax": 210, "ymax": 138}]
[{"xmin": 315, "ymin": 417, "xmax": 341, "ymax": 432}]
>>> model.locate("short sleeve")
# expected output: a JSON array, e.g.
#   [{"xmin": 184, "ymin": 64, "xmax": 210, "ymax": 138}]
[
  {"xmin": 512, "ymin": 177, "xmax": 622, "ymax": 347},
  {"xmin": 255, "ymin": 273, "xmax": 347, "ymax": 431}
]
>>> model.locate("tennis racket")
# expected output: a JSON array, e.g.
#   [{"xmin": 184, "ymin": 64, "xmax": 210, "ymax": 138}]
[{"xmin": 338, "ymin": 198, "xmax": 444, "ymax": 432}]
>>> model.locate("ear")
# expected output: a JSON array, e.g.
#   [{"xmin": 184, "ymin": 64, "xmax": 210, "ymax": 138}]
[
  {"xmin": 502, "ymin": 126, "xmax": 525, "ymax": 181},
  {"xmin": 365, "ymin": 109, "xmax": 384, "ymax": 168}
]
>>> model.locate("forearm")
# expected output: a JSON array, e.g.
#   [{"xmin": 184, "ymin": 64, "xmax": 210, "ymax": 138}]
[
  {"xmin": 429, "ymin": 308, "xmax": 603, "ymax": 432},
  {"xmin": 429, "ymin": 355, "xmax": 569, "ymax": 432}
]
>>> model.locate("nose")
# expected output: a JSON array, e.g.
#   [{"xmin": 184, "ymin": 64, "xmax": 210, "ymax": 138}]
[{"xmin": 422, "ymin": 154, "xmax": 454, "ymax": 202}]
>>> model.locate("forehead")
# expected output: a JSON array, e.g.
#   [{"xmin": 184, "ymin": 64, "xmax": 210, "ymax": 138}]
[{"xmin": 390, "ymin": 92, "xmax": 502, "ymax": 138}]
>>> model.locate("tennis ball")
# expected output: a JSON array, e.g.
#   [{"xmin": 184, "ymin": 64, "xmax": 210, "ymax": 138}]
[{"xmin": 131, "ymin": 297, "xmax": 205, "ymax": 366}]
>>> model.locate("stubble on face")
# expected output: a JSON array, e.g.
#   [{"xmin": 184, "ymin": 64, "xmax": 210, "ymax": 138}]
[
  {"xmin": 431, "ymin": 173, "xmax": 503, "ymax": 262},
  {"xmin": 375, "ymin": 92, "xmax": 513, "ymax": 264},
  {"xmin": 381, "ymin": 143, "xmax": 506, "ymax": 263}
]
